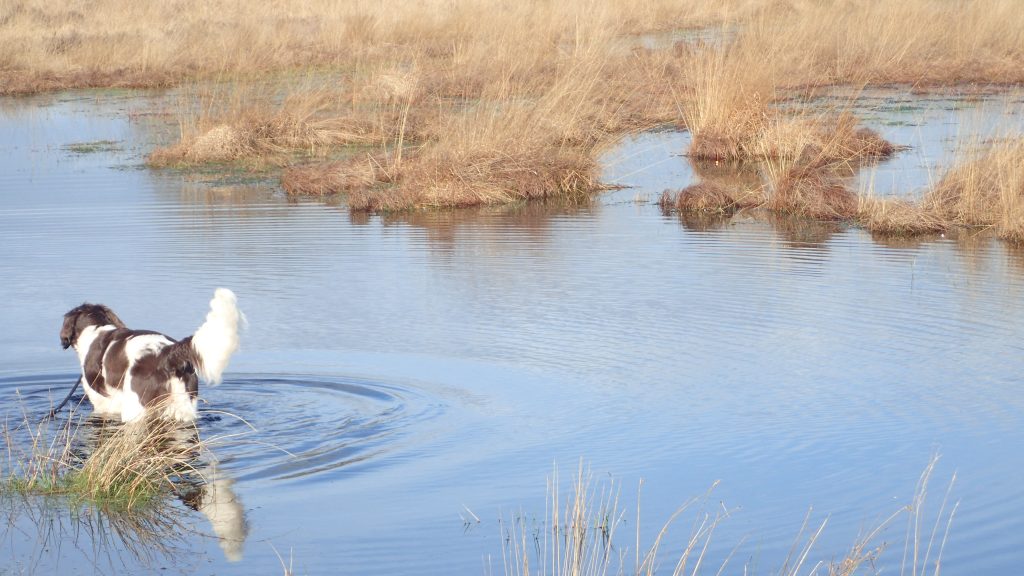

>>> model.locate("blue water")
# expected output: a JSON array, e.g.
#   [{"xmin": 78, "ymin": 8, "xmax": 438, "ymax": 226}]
[{"xmin": 1, "ymin": 89, "xmax": 1022, "ymax": 575}]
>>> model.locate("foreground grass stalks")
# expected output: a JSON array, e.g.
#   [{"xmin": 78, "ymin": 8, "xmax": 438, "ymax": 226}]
[
  {"xmin": 501, "ymin": 459, "xmax": 956, "ymax": 576},
  {"xmin": 1, "ymin": 406, "xmax": 203, "ymax": 511}
]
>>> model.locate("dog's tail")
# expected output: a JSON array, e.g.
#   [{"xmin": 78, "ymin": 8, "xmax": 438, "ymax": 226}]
[{"xmin": 190, "ymin": 288, "xmax": 242, "ymax": 384}]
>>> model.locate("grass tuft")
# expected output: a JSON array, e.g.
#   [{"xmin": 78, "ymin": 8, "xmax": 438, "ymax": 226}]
[
  {"xmin": 857, "ymin": 197, "xmax": 947, "ymax": 237},
  {"xmin": 767, "ymin": 169, "xmax": 859, "ymax": 221},
  {"xmin": 923, "ymin": 137, "xmax": 1024, "ymax": 241},
  {"xmin": 2, "ymin": 403, "xmax": 203, "ymax": 512}
]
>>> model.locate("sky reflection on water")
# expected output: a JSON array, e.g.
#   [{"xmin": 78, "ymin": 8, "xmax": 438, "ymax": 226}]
[{"xmin": 1, "ymin": 90, "xmax": 1023, "ymax": 574}]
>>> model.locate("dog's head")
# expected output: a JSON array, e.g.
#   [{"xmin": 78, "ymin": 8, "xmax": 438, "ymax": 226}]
[{"xmin": 60, "ymin": 303, "xmax": 127, "ymax": 349}]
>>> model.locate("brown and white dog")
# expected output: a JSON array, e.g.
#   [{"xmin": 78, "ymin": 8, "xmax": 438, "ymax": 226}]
[{"xmin": 60, "ymin": 289, "xmax": 241, "ymax": 422}]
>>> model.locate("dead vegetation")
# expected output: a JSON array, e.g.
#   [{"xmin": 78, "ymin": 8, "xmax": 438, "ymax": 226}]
[
  {"xmin": 855, "ymin": 138, "xmax": 1024, "ymax": 240},
  {"xmin": 2, "ymin": 407, "xmax": 203, "ymax": 511},
  {"xmin": 923, "ymin": 138, "xmax": 1024, "ymax": 241},
  {"xmin": 858, "ymin": 197, "xmax": 948, "ymax": 237},
  {"xmin": 6, "ymin": 0, "xmax": 1024, "ymax": 219}
]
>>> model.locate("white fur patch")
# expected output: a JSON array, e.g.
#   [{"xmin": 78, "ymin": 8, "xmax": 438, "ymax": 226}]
[
  {"xmin": 162, "ymin": 376, "xmax": 198, "ymax": 422},
  {"xmin": 82, "ymin": 378, "xmax": 123, "ymax": 416},
  {"xmin": 78, "ymin": 325, "xmax": 118, "ymax": 415},
  {"xmin": 75, "ymin": 325, "xmax": 114, "ymax": 366},
  {"xmin": 191, "ymin": 288, "xmax": 241, "ymax": 384}
]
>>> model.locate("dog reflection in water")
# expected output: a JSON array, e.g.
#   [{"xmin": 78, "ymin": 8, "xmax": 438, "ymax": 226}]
[
  {"xmin": 82, "ymin": 415, "xmax": 250, "ymax": 562},
  {"xmin": 180, "ymin": 461, "xmax": 249, "ymax": 561}
]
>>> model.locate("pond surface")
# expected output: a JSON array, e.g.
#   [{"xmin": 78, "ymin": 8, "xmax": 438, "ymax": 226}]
[{"xmin": 1, "ymin": 90, "xmax": 1023, "ymax": 575}]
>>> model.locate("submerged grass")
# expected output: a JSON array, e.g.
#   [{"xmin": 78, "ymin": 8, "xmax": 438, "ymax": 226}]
[{"xmin": 501, "ymin": 459, "xmax": 956, "ymax": 576}]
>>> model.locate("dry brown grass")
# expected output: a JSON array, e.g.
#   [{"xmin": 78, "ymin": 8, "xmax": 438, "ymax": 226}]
[
  {"xmin": 857, "ymin": 197, "xmax": 948, "ymax": 237},
  {"xmin": 674, "ymin": 1, "xmax": 1020, "ymax": 229},
  {"xmin": 0, "ymin": 0, "xmax": 776, "ymax": 96},
  {"xmin": 349, "ymin": 148, "xmax": 596, "ymax": 211},
  {"xmin": 9, "ymin": 0, "xmax": 1024, "ymax": 214},
  {"xmin": 2, "ymin": 407, "xmax": 202, "ymax": 511},
  {"xmin": 148, "ymin": 86, "xmax": 415, "ymax": 166},
  {"xmin": 767, "ymin": 169, "xmax": 859, "ymax": 221},
  {"xmin": 659, "ymin": 180, "xmax": 764, "ymax": 214},
  {"xmin": 924, "ymin": 138, "xmax": 1024, "ymax": 241},
  {"xmin": 856, "ymin": 137, "xmax": 1024, "ymax": 239}
]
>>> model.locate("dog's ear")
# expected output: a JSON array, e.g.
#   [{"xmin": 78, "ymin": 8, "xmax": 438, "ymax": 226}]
[{"xmin": 60, "ymin": 308, "xmax": 80, "ymax": 349}]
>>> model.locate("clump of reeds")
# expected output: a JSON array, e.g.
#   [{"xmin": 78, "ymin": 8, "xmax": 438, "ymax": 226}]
[
  {"xmin": 754, "ymin": 113, "xmax": 898, "ymax": 167},
  {"xmin": 658, "ymin": 180, "xmax": 764, "ymax": 215},
  {"xmin": 2, "ymin": 405, "xmax": 202, "ymax": 511},
  {"xmin": 766, "ymin": 168, "xmax": 858, "ymax": 221},
  {"xmin": 746, "ymin": 111, "xmax": 897, "ymax": 222},
  {"xmin": 346, "ymin": 146, "xmax": 597, "ymax": 211},
  {"xmin": 923, "ymin": 138, "xmax": 1024, "ymax": 241},
  {"xmin": 500, "ymin": 464, "xmax": 730, "ymax": 576},
  {"xmin": 281, "ymin": 157, "xmax": 385, "ymax": 197},
  {"xmin": 855, "ymin": 137, "xmax": 1024, "ymax": 240},
  {"xmin": 857, "ymin": 197, "xmax": 947, "ymax": 237},
  {"xmin": 148, "ymin": 88, "xmax": 396, "ymax": 167},
  {"xmin": 70, "ymin": 418, "xmax": 200, "ymax": 510}
]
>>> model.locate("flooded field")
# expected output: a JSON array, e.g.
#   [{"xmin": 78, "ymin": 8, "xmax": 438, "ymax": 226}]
[{"xmin": 1, "ymin": 89, "xmax": 1023, "ymax": 575}]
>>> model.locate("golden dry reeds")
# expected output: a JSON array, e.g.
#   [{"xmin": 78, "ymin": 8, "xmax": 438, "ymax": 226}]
[
  {"xmin": 282, "ymin": 11, "xmax": 625, "ymax": 210},
  {"xmin": 0, "ymin": 0, "xmax": 779, "ymax": 96},
  {"xmin": 856, "ymin": 137, "xmax": 1024, "ymax": 240},
  {"xmin": 857, "ymin": 197, "xmax": 947, "ymax": 237},
  {"xmin": 659, "ymin": 180, "xmax": 764, "ymax": 214},
  {"xmin": 148, "ymin": 86, "xmax": 408, "ymax": 166},
  {"xmin": 9, "ymin": 0, "xmax": 1024, "ymax": 214},
  {"xmin": 923, "ymin": 138, "xmax": 1024, "ymax": 241},
  {"xmin": 767, "ymin": 169, "xmax": 859, "ymax": 221},
  {"xmin": 71, "ymin": 418, "xmax": 200, "ymax": 510}
]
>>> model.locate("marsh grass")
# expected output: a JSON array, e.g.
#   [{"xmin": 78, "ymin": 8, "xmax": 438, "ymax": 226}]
[
  {"xmin": 923, "ymin": 138, "xmax": 1024, "ymax": 241},
  {"xmin": 501, "ymin": 459, "xmax": 956, "ymax": 576},
  {"xmin": 1, "ymin": 402, "xmax": 204, "ymax": 511},
  {"xmin": 856, "ymin": 137, "xmax": 1024, "ymax": 240},
  {"xmin": 147, "ymin": 84, "xmax": 401, "ymax": 167},
  {"xmin": 500, "ymin": 465, "xmax": 732, "ymax": 576},
  {"xmin": 857, "ymin": 197, "xmax": 948, "ymax": 237},
  {"xmin": 9, "ymin": 0, "xmax": 1024, "ymax": 217},
  {"xmin": 63, "ymin": 139, "xmax": 122, "ymax": 154}
]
